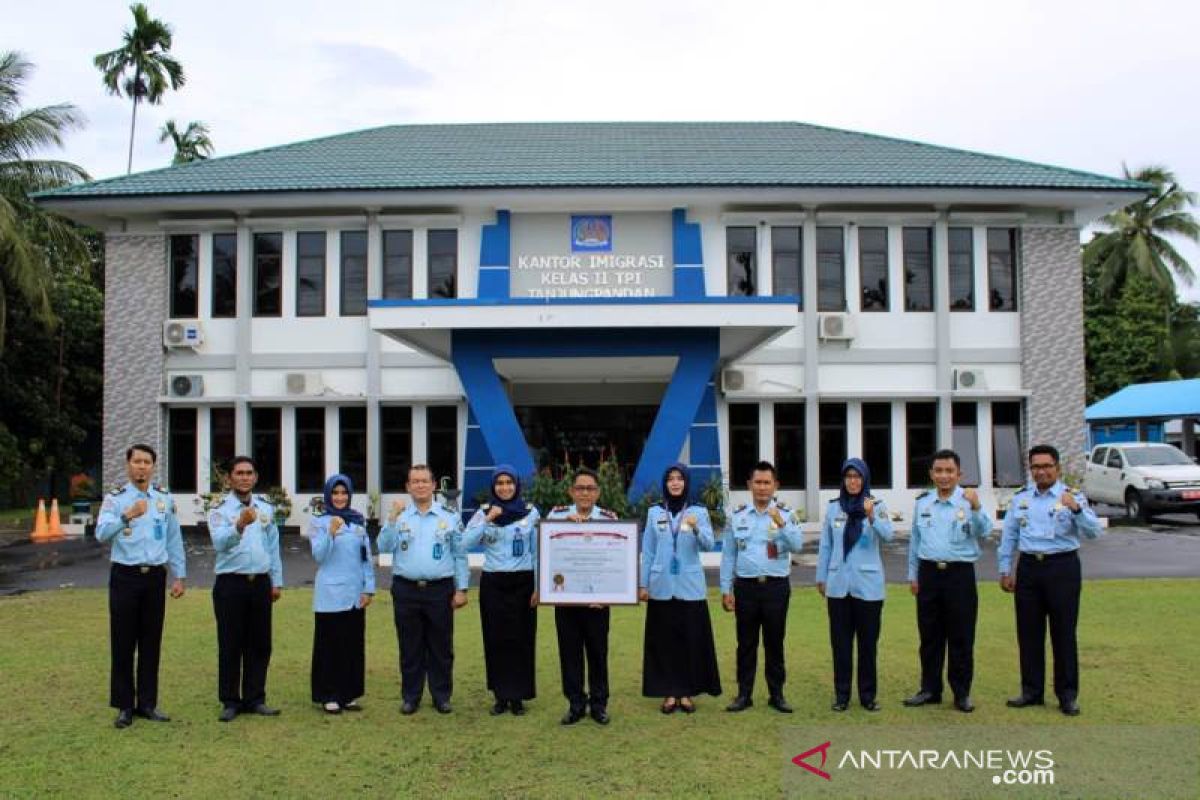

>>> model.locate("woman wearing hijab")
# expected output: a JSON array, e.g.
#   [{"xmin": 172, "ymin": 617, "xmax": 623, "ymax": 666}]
[
  {"xmin": 816, "ymin": 458, "xmax": 894, "ymax": 712},
  {"xmin": 639, "ymin": 463, "xmax": 722, "ymax": 713},
  {"xmin": 307, "ymin": 474, "xmax": 375, "ymax": 714},
  {"xmin": 464, "ymin": 465, "xmax": 540, "ymax": 715}
]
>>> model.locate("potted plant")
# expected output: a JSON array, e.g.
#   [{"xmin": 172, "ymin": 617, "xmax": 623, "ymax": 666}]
[
  {"xmin": 264, "ymin": 485, "xmax": 292, "ymax": 527},
  {"xmin": 366, "ymin": 490, "xmax": 381, "ymax": 536},
  {"xmin": 69, "ymin": 473, "xmax": 96, "ymax": 517}
]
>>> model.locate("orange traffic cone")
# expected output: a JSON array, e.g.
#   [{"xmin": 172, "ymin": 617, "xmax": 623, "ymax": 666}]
[
  {"xmin": 47, "ymin": 498, "xmax": 65, "ymax": 540},
  {"xmin": 30, "ymin": 498, "xmax": 50, "ymax": 542}
]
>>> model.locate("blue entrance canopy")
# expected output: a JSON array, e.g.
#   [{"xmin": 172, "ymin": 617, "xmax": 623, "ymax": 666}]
[{"xmin": 1085, "ymin": 379, "xmax": 1200, "ymax": 422}]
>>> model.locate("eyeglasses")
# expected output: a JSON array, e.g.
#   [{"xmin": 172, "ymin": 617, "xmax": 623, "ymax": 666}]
[
  {"xmin": 572, "ymin": 485, "xmax": 599, "ymax": 492},
  {"xmin": 1029, "ymin": 462, "xmax": 1057, "ymax": 471}
]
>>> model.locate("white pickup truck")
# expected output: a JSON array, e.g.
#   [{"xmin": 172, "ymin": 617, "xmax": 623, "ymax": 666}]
[{"xmin": 1083, "ymin": 442, "xmax": 1200, "ymax": 520}]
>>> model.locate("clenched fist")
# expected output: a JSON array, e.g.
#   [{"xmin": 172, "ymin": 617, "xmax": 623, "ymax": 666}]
[
  {"xmin": 486, "ymin": 505, "xmax": 503, "ymax": 523},
  {"xmin": 329, "ymin": 516, "xmax": 344, "ymax": 536},
  {"xmin": 236, "ymin": 507, "xmax": 257, "ymax": 532},
  {"xmin": 863, "ymin": 498, "xmax": 875, "ymax": 519},
  {"xmin": 388, "ymin": 499, "xmax": 407, "ymax": 522},
  {"xmin": 963, "ymin": 488, "xmax": 981, "ymax": 510},
  {"xmin": 126, "ymin": 499, "xmax": 148, "ymax": 520},
  {"xmin": 1060, "ymin": 492, "xmax": 1080, "ymax": 512}
]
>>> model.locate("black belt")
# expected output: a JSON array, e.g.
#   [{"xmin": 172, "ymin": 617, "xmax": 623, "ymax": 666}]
[
  {"xmin": 919, "ymin": 559, "xmax": 975, "ymax": 571},
  {"xmin": 217, "ymin": 572, "xmax": 268, "ymax": 582},
  {"xmin": 113, "ymin": 563, "xmax": 165, "ymax": 575},
  {"xmin": 736, "ymin": 575, "xmax": 788, "ymax": 585},
  {"xmin": 394, "ymin": 575, "xmax": 453, "ymax": 589},
  {"xmin": 1019, "ymin": 550, "xmax": 1078, "ymax": 563}
]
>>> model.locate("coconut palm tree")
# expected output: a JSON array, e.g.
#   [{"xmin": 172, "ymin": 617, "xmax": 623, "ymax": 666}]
[
  {"xmin": 0, "ymin": 51, "xmax": 90, "ymax": 355},
  {"xmin": 1083, "ymin": 165, "xmax": 1199, "ymax": 297},
  {"xmin": 159, "ymin": 119, "xmax": 213, "ymax": 164},
  {"xmin": 94, "ymin": 3, "xmax": 185, "ymax": 174}
]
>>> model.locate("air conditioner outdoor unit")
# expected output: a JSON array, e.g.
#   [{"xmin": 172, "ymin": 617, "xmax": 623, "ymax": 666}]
[
  {"xmin": 818, "ymin": 312, "xmax": 856, "ymax": 341},
  {"xmin": 954, "ymin": 368, "xmax": 988, "ymax": 391},
  {"xmin": 286, "ymin": 371, "xmax": 323, "ymax": 396},
  {"xmin": 163, "ymin": 320, "xmax": 203, "ymax": 348},
  {"xmin": 721, "ymin": 369, "xmax": 745, "ymax": 393},
  {"xmin": 169, "ymin": 374, "xmax": 204, "ymax": 398}
]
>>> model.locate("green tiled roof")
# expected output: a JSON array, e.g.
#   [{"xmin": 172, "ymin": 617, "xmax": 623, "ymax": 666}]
[{"xmin": 39, "ymin": 121, "xmax": 1144, "ymax": 199}]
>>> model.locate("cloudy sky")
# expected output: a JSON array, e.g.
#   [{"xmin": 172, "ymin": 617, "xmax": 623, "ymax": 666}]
[{"xmin": 11, "ymin": 0, "xmax": 1200, "ymax": 299}]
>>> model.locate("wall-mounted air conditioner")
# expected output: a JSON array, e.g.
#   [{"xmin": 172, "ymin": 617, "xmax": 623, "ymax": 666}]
[
  {"xmin": 286, "ymin": 371, "xmax": 323, "ymax": 396},
  {"xmin": 953, "ymin": 368, "xmax": 988, "ymax": 391},
  {"xmin": 721, "ymin": 369, "xmax": 745, "ymax": 393},
  {"xmin": 818, "ymin": 312, "xmax": 856, "ymax": 341},
  {"xmin": 163, "ymin": 320, "xmax": 203, "ymax": 348},
  {"xmin": 169, "ymin": 374, "xmax": 204, "ymax": 397}
]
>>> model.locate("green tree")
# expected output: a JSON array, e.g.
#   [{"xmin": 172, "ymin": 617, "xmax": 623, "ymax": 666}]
[
  {"xmin": 1169, "ymin": 302, "xmax": 1200, "ymax": 379},
  {"xmin": 94, "ymin": 2, "xmax": 185, "ymax": 174},
  {"xmin": 159, "ymin": 119, "xmax": 212, "ymax": 164},
  {"xmin": 1083, "ymin": 165, "xmax": 1199, "ymax": 297},
  {"xmin": 1084, "ymin": 263, "xmax": 1173, "ymax": 403},
  {"xmin": 0, "ymin": 51, "xmax": 90, "ymax": 356}
]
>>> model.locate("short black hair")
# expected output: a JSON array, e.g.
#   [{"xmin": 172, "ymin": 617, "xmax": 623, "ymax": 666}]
[
  {"xmin": 749, "ymin": 461, "xmax": 777, "ymax": 480},
  {"xmin": 930, "ymin": 449, "xmax": 961, "ymax": 468},
  {"xmin": 572, "ymin": 467, "xmax": 600, "ymax": 486},
  {"xmin": 126, "ymin": 444, "xmax": 157, "ymax": 463},
  {"xmin": 407, "ymin": 463, "xmax": 434, "ymax": 481},
  {"xmin": 1028, "ymin": 444, "xmax": 1060, "ymax": 464},
  {"xmin": 228, "ymin": 455, "xmax": 257, "ymax": 472}
]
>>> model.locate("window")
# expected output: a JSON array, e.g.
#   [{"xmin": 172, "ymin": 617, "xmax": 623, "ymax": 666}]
[
  {"xmin": 771, "ymin": 226, "xmax": 801, "ymax": 301},
  {"xmin": 1090, "ymin": 447, "xmax": 1108, "ymax": 466},
  {"xmin": 817, "ymin": 227, "xmax": 846, "ymax": 311},
  {"xmin": 862, "ymin": 402, "xmax": 892, "ymax": 488},
  {"xmin": 819, "ymin": 403, "xmax": 848, "ymax": 489},
  {"xmin": 952, "ymin": 402, "xmax": 981, "ymax": 485},
  {"xmin": 381, "ymin": 406, "xmax": 413, "ymax": 492},
  {"xmin": 294, "ymin": 407, "xmax": 325, "ymax": 494},
  {"xmin": 339, "ymin": 406, "xmax": 367, "ymax": 492},
  {"xmin": 167, "ymin": 408, "xmax": 197, "ymax": 493},
  {"xmin": 1106, "ymin": 449, "xmax": 1123, "ymax": 469},
  {"xmin": 774, "ymin": 402, "xmax": 805, "ymax": 489},
  {"xmin": 992, "ymin": 401, "xmax": 1024, "ymax": 487},
  {"xmin": 251, "ymin": 407, "xmax": 282, "ymax": 488},
  {"xmin": 987, "ymin": 228, "xmax": 1018, "ymax": 311},
  {"xmin": 210, "ymin": 407, "xmax": 236, "ymax": 489},
  {"xmin": 426, "ymin": 406, "xmax": 458, "ymax": 486},
  {"xmin": 383, "ymin": 229, "xmax": 413, "ymax": 299},
  {"xmin": 905, "ymin": 402, "xmax": 937, "ymax": 487},
  {"xmin": 211, "ymin": 233, "xmax": 237, "ymax": 318},
  {"xmin": 341, "ymin": 230, "xmax": 368, "ymax": 315},
  {"xmin": 296, "ymin": 232, "xmax": 326, "ymax": 317},
  {"xmin": 948, "ymin": 227, "xmax": 974, "ymax": 311},
  {"xmin": 728, "ymin": 403, "xmax": 759, "ymax": 483},
  {"xmin": 253, "ymin": 233, "xmax": 282, "ymax": 316},
  {"xmin": 903, "ymin": 227, "xmax": 933, "ymax": 312},
  {"xmin": 169, "ymin": 234, "xmax": 198, "ymax": 318},
  {"xmin": 428, "ymin": 230, "xmax": 458, "ymax": 299},
  {"xmin": 859, "ymin": 227, "xmax": 889, "ymax": 311},
  {"xmin": 726, "ymin": 227, "xmax": 756, "ymax": 297}
]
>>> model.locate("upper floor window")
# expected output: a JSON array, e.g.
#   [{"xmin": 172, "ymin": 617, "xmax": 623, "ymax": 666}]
[
  {"xmin": 296, "ymin": 231, "xmax": 326, "ymax": 317},
  {"xmin": 771, "ymin": 226, "xmax": 801, "ymax": 301},
  {"xmin": 341, "ymin": 230, "xmax": 368, "ymax": 315},
  {"xmin": 428, "ymin": 229, "xmax": 458, "ymax": 299},
  {"xmin": 169, "ymin": 234, "xmax": 198, "ymax": 318},
  {"xmin": 987, "ymin": 228, "xmax": 1018, "ymax": 311},
  {"xmin": 211, "ymin": 233, "xmax": 237, "ymax": 318},
  {"xmin": 903, "ymin": 227, "xmax": 933, "ymax": 312},
  {"xmin": 858, "ymin": 227, "xmax": 889, "ymax": 311},
  {"xmin": 253, "ymin": 232, "xmax": 282, "ymax": 317},
  {"xmin": 383, "ymin": 229, "xmax": 413, "ymax": 299},
  {"xmin": 726, "ymin": 226, "xmax": 757, "ymax": 296},
  {"xmin": 817, "ymin": 226, "xmax": 845, "ymax": 311},
  {"xmin": 948, "ymin": 227, "xmax": 975, "ymax": 311}
]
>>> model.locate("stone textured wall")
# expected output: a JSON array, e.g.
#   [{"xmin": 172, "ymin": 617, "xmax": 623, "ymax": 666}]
[
  {"xmin": 1019, "ymin": 227, "xmax": 1087, "ymax": 475},
  {"xmin": 103, "ymin": 234, "xmax": 167, "ymax": 489}
]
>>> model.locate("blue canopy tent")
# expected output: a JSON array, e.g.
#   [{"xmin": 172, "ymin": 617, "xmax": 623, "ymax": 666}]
[{"xmin": 1085, "ymin": 379, "xmax": 1200, "ymax": 455}]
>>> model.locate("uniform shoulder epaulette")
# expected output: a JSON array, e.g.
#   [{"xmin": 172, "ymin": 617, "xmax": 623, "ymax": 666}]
[
  {"xmin": 599, "ymin": 508, "xmax": 618, "ymax": 519},
  {"xmin": 152, "ymin": 483, "xmax": 166, "ymax": 493},
  {"xmin": 915, "ymin": 490, "xmax": 930, "ymax": 500},
  {"xmin": 551, "ymin": 505, "xmax": 569, "ymax": 513},
  {"xmin": 775, "ymin": 499, "xmax": 791, "ymax": 511},
  {"xmin": 733, "ymin": 503, "xmax": 748, "ymax": 513},
  {"xmin": 109, "ymin": 486, "xmax": 123, "ymax": 496}
]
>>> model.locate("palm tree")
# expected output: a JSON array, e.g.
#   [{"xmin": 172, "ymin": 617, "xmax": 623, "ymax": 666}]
[
  {"xmin": 159, "ymin": 119, "xmax": 213, "ymax": 164},
  {"xmin": 94, "ymin": 3, "xmax": 185, "ymax": 174},
  {"xmin": 1083, "ymin": 165, "xmax": 1199, "ymax": 297},
  {"xmin": 0, "ymin": 51, "xmax": 90, "ymax": 355}
]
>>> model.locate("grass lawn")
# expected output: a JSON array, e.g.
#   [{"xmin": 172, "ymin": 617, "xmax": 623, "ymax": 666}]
[{"xmin": 1, "ymin": 580, "xmax": 1197, "ymax": 798}]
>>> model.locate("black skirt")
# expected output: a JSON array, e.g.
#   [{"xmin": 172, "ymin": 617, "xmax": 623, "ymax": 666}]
[
  {"xmin": 311, "ymin": 606, "xmax": 365, "ymax": 704},
  {"xmin": 480, "ymin": 570, "xmax": 537, "ymax": 700},
  {"xmin": 642, "ymin": 598, "xmax": 722, "ymax": 698}
]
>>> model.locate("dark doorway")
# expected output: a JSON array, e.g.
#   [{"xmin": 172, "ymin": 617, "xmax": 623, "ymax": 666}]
[{"xmin": 515, "ymin": 405, "xmax": 658, "ymax": 481}]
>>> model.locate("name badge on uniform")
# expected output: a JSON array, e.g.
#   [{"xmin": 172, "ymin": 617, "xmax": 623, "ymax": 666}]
[
  {"xmin": 766, "ymin": 541, "xmax": 779, "ymax": 559},
  {"xmin": 512, "ymin": 538, "xmax": 524, "ymax": 558},
  {"xmin": 156, "ymin": 500, "xmax": 166, "ymax": 513},
  {"xmin": 433, "ymin": 542, "xmax": 444, "ymax": 560},
  {"xmin": 670, "ymin": 556, "xmax": 680, "ymax": 575},
  {"xmin": 258, "ymin": 512, "xmax": 270, "ymax": 525},
  {"xmin": 154, "ymin": 522, "xmax": 164, "ymax": 541}
]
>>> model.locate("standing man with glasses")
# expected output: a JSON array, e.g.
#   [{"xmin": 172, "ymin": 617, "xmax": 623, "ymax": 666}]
[{"xmin": 998, "ymin": 444, "xmax": 1102, "ymax": 716}]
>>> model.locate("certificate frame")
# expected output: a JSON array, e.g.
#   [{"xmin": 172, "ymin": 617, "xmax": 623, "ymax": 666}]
[{"xmin": 538, "ymin": 519, "xmax": 640, "ymax": 605}]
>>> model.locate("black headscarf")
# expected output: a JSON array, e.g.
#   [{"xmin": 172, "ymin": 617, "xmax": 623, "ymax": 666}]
[
  {"xmin": 322, "ymin": 473, "xmax": 365, "ymax": 527},
  {"xmin": 837, "ymin": 458, "xmax": 871, "ymax": 558},
  {"xmin": 489, "ymin": 464, "xmax": 528, "ymax": 526},
  {"xmin": 661, "ymin": 462, "xmax": 690, "ymax": 515}
]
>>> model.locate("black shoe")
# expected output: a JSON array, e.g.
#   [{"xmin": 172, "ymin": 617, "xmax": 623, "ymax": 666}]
[
  {"xmin": 1059, "ymin": 699, "xmax": 1080, "ymax": 716},
  {"xmin": 1006, "ymin": 695, "xmax": 1045, "ymax": 708},
  {"xmin": 831, "ymin": 699, "xmax": 849, "ymax": 712},
  {"xmin": 247, "ymin": 703, "xmax": 280, "ymax": 716},
  {"xmin": 903, "ymin": 690, "xmax": 942, "ymax": 707},
  {"xmin": 114, "ymin": 709, "xmax": 134, "ymax": 729},
  {"xmin": 135, "ymin": 707, "xmax": 170, "ymax": 722},
  {"xmin": 218, "ymin": 705, "xmax": 239, "ymax": 723},
  {"xmin": 660, "ymin": 698, "xmax": 678, "ymax": 715},
  {"xmin": 400, "ymin": 700, "xmax": 419, "ymax": 715},
  {"xmin": 725, "ymin": 695, "xmax": 753, "ymax": 712},
  {"xmin": 954, "ymin": 697, "xmax": 975, "ymax": 713},
  {"xmin": 434, "ymin": 700, "xmax": 452, "ymax": 714},
  {"xmin": 678, "ymin": 698, "xmax": 695, "ymax": 715},
  {"xmin": 510, "ymin": 700, "xmax": 526, "ymax": 716},
  {"xmin": 561, "ymin": 706, "xmax": 586, "ymax": 725},
  {"xmin": 490, "ymin": 700, "xmax": 508, "ymax": 716},
  {"xmin": 767, "ymin": 696, "xmax": 794, "ymax": 713},
  {"xmin": 590, "ymin": 706, "xmax": 610, "ymax": 725},
  {"xmin": 862, "ymin": 700, "xmax": 881, "ymax": 712}
]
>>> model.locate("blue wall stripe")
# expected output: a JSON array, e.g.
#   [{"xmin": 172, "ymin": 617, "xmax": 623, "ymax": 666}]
[
  {"xmin": 477, "ymin": 210, "xmax": 511, "ymax": 299},
  {"xmin": 672, "ymin": 208, "xmax": 706, "ymax": 299}
]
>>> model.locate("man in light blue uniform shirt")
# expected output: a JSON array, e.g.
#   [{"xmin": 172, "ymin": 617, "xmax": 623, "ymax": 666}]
[
  {"xmin": 208, "ymin": 455, "xmax": 284, "ymax": 722},
  {"xmin": 903, "ymin": 448, "xmax": 991, "ymax": 713},
  {"xmin": 998, "ymin": 443, "xmax": 1103, "ymax": 716},
  {"xmin": 719, "ymin": 460, "xmax": 804, "ymax": 713},
  {"xmin": 377, "ymin": 464, "xmax": 468, "ymax": 715},
  {"xmin": 95, "ymin": 443, "xmax": 186, "ymax": 729}
]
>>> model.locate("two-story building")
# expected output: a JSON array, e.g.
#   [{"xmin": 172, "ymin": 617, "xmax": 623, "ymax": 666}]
[{"xmin": 38, "ymin": 122, "xmax": 1144, "ymax": 523}]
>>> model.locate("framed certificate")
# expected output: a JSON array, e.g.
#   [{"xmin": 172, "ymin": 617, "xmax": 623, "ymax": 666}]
[{"xmin": 538, "ymin": 519, "xmax": 639, "ymax": 605}]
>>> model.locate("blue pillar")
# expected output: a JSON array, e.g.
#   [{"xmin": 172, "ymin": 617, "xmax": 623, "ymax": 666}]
[
  {"xmin": 672, "ymin": 208, "xmax": 706, "ymax": 298},
  {"xmin": 477, "ymin": 210, "xmax": 511, "ymax": 299}
]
